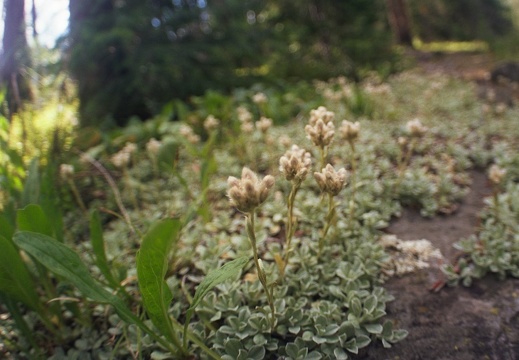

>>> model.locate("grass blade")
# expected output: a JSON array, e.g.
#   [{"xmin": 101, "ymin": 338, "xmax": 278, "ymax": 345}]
[
  {"xmin": 0, "ymin": 235, "xmax": 41, "ymax": 312},
  {"xmin": 90, "ymin": 210, "xmax": 119, "ymax": 289}
]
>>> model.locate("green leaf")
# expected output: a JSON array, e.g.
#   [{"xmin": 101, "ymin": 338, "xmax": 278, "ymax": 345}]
[
  {"xmin": 136, "ymin": 219, "xmax": 182, "ymax": 345},
  {"xmin": 0, "ymin": 235, "xmax": 41, "ymax": 311},
  {"xmin": 247, "ymin": 345, "xmax": 266, "ymax": 360},
  {"xmin": 12, "ymin": 231, "xmax": 134, "ymax": 323},
  {"xmin": 39, "ymin": 164, "xmax": 64, "ymax": 243},
  {"xmin": 0, "ymin": 214, "xmax": 14, "ymax": 240},
  {"xmin": 356, "ymin": 334, "xmax": 371, "ymax": 348},
  {"xmin": 364, "ymin": 323, "xmax": 383, "ymax": 334},
  {"xmin": 21, "ymin": 158, "xmax": 40, "ymax": 206},
  {"xmin": 183, "ymin": 256, "xmax": 249, "ymax": 345},
  {"xmin": 363, "ymin": 294, "xmax": 377, "ymax": 314},
  {"xmin": 333, "ymin": 348, "xmax": 348, "ymax": 360},
  {"xmin": 90, "ymin": 210, "xmax": 118, "ymax": 288},
  {"xmin": 17, "ymin": 204, "xmax": 53, "ymax": 236},
  {"xmin": 12, "ymin": 231, "xmax": 182, "ymax": 355},
  {"xmin": 224, "ymin": 339, "xmax": 242, "ymax": 358},
  {"xmin": 285, "ymin": 343, "xmax": 299, "ymax": 358},
  {"xmin": 305, "ymin": 351, "xmax": 323, "ymax": 360}
]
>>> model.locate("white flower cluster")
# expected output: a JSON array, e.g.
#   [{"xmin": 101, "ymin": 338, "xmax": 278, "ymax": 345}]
[
  {"xmin": 406, "ymin": 118, "xmax": 427, "ymax": 138},
  {"xmin": 146, "ymin": 138, "xmax": 161, "ymax": 155},
  {"xmin": 313, "ymin": 164, "xmax": 348, "ymax": 196},
  {"xmin": 179, "ymin": 124, "xmax": 201, "ymax": 144},
  {"xmin": 59, "ymin": 164, "xmax": 74, "ymax": 181},
  {"xmin": 256, "ymin": 116, "xmax": 273, "ymax": 134},
  {"xmin": 111, "ymin": 142, "xmax": 137, "ymax": 168},
  {"xmin": 339, "ymin": 120, "xmax": 360, "ymax": 143},
  {"xmin": 227, "ymin": 167, "xmax": 275, "ymax": 213},
  {"xmin": 380, "ymin": 235, "xmax": 443, "ymax": 277},
  {"xmin": 305, "ymin": 106, "xmax": 336, "ymax": 149},
  {"xmin": 279, "ymin": 145, "xmax": 312, "ymax": 183},
  {"xmin": 204, "ymin": 115, "xmax": 220, "ymax": 131},
  {"xmin": 488, "ymin": 164, "xmax": 506, "ymax": 185},
  {"xmin": 252, "ymin": 92, "xmax": 268, "ymax": 105}
]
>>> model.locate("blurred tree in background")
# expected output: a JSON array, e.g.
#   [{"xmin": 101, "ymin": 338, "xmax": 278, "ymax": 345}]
[
  {"xmin": 67, "ymin": 0, "xmax": 396, "ymax": 127},
  {"xmin": 1, "ymin": 0, "xmax": 32, "ymax": 120},
  {"xmin": 2, "ymin": 0, "xmax": 516, "ymax": 128},
  {"xmin": 408, "ymin": 0, "xmax": 513, "ymax": 42}
]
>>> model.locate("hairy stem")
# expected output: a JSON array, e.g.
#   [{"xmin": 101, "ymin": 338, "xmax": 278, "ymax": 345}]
[{"xmin": 246, "ymin": 212, "xmax": 276, "ymax": 331}]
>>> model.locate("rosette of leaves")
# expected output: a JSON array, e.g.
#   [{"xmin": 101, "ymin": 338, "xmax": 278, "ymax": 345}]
[
  {"xmin": 190, "ymin": 229, "xmax": 407, "ymax": 359},
  {"xmin": 444, "ymin": 183, "xmax": 519, "ymax": 286}
]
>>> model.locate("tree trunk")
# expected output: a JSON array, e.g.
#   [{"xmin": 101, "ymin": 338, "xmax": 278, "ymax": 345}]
[
  {"xmin": 386, "ymin": 0, "xmax": 413, "ymax": 46},
  {"xmin": 1, "ymin": 0, "xmax": 31, "ymax": 119}
]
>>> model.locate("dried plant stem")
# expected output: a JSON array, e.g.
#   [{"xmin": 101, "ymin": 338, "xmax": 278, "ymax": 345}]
[
  {"xmin": 66, "ymin": 179, "xmax": 88, "ymax": 215},
  {"xmin": 82, "ymin": 153, "xmax": 137, "ymax": 235},
  {"xmin": 246, "ymin": 212, "xmax": 276, "ymax": 331},
  {"xmin": 318, "ymin": 193, "xmax": 336, "ymax": 258},
  {"xmin": 395, "ymin": 138, "xmax": 416, "ymax": 190}
]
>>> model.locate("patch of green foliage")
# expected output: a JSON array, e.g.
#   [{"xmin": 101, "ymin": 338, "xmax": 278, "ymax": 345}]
[{"xmin": 1, "ymin": 70, "xmax": 519, "ymax": 358}]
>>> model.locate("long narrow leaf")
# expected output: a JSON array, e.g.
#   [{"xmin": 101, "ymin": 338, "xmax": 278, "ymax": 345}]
[
  {"xmin": 183, "ymin": 256, "xmax": 249, "ymax": 347},
  {"xmin": 12, "ymin": 231, "xmax": 133, "ymax": 323},
  {"xmin": 13, "ymin": 231, "xmax": 180, "ymax": 354},
  {"xmin": 0, "ymin": 235, "xmax": 41, "ymax": 312},
  {"xmin": 90, "ymin": 210, "xmax": 119, "ymax": 289},
  {"xmin": 136, "ymin": 219, "xmax": 182, "ymax": 346},
  {"xmin": 21, "ymin": 158, "xmax": 40, "ymax": 206},
  {"xmin": 17, "ymin": 204, "xmax": 53, "ymax": 236}
]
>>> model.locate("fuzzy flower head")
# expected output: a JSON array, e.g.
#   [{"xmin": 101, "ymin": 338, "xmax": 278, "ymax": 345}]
[
  {"xmin": 240, "ymin": 121, "xmax": 254, "ymax": 134},
  {"xmin": 237, "ymin": 106, "xmax": 253, "ymax": 123},
  {"xmin": 488, "ymin": 164, "xmax": 507, "ymax": 185},
  {"xmin": 406, "ymin": 119, "xmax": 427, "ymax": 138},
  {"xmin": 179, "ymin": 124, "xmax": 200, "ymax": 144},
  {"xmin": 204, "ymin": 115, "xmax": 220, "ymax": 131},
  {"xmin": 111, "ymin": 151, "xmax": 131, "ymax": 169},
  {"xmin": 146, "ymin": 138, "xmax": 161, "ymax": 156},
  {"xmin": 313, "ymin": 164, "xmax": 348, "ymax": 196},
  {"xmin": 309, "ymin": 106, "xmax": 335, "ymax": 126},
  {"xmin": 228, "ymin": 168, "xmax": 275, "ymax": 213},
  {"xmin": 252, "ymin": 92, "xmax": 268, "ymax": 105},
  {"xmin": 339, "ymin": 120, "xmax": 360, "ymax": 143},
  {"xmin": 256, "ymin": 116, "xmax": 273, "ymax": 134},
  {"xmin": 59, "ymin": 164, "xmax": 75, "ymax": 181},
  {"xmin": 279, "ymin": 145, "xmax": 312, "ymax": 183},
  {"xmin": 398, "ymin": 136, "xmax": 408, "ymax": 148},
  {"xmin": 122, "ymin": 142, "xmax": 137, "ymax": 155},
  {"xmin": 279, "ymin": 135, "xmax": 292, "ymax": 147},
  {"xmin": 305, "ymin": 119, "xmax": 335, "ymax": 148}
]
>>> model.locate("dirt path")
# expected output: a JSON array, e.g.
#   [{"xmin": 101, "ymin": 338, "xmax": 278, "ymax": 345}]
[{"xmin": 366, "ymin": 171, "xmax": 519, "ymax": 359}]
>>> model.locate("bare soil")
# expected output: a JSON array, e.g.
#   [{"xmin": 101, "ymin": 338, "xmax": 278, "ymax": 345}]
[
  {"xmin": 365, "ymin": 171, "xmax": 519, "ymax": 360},
  {"xmin": 363, "ymin": 53, "xmax": 519, "ymax": 360}
]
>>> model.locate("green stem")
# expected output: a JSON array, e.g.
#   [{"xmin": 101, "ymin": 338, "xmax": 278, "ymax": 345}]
[
  {"xmin": 319, "ymin": 146, "xmax": 328, "ymax": 170},
  {"xmin": 246, "ymin": 212, "xmax": 276, "ymax": 331},
  {"xmin": 281, "ymin": 182, "xmax": 300, "ymax": 276},
  {"xmin": 172, "ymin": 316, "xmax": 222, "ymax": 359},
  {"xmin": 493, "ymin": 189, "xmax": 500, "ymax": 222},
  {"xmin": 318, "ymin": 193, "xmax": 336, "ymax": 259}
]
